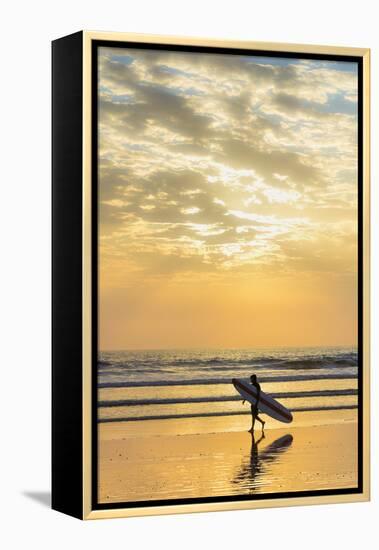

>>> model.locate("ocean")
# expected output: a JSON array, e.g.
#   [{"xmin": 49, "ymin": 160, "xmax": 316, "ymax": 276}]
[{"xmin": 97, "ymin": 346, "xmax": 358, "ymax": 427}]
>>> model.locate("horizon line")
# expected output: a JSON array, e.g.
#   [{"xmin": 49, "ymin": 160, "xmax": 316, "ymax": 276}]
[{"xmin": 99, "ymin": 343, "xmax": 358, "ymax": 353}]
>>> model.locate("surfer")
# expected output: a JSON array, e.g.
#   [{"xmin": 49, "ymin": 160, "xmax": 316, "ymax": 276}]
[{"xmin": 249, "ymin": 375, "xmax": 265, "ymax": 433}]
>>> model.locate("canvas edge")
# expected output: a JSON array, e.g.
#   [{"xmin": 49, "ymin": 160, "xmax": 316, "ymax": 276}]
[{"xmin": 51, "ymin": 30, "xmax": 85, "ymax": 520}]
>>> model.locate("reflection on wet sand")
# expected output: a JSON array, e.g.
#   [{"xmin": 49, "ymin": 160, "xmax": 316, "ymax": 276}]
[
  {"xmin": 99, "ymin": 420, "xmax": 357, "ymax": 503},
  {"xmin": 233, "ymin": 433, "xmax": 294, "ymax": 492}
]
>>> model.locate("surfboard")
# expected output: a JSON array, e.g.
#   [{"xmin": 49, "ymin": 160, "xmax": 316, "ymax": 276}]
[{"xmin": 232, "ymin": 378, "xmax": 293, "ymax": 424}]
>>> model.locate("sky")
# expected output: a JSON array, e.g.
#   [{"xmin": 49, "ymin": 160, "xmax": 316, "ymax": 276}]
[{"xmin": 98, "ymin": 47, "xmax": 358, "ymax": 350}]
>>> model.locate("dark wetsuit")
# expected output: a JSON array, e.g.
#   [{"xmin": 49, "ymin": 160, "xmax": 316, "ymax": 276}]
[
  {"xmin": 249, "ymin": 379, "xmax": 265, "ymax": 432},
  {"xmin": 251, "ymin": 380, "xmax": 261, "ymax": 417}
]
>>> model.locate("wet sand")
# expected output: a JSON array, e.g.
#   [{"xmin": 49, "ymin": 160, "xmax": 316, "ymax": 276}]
[{"xmin": 98, "ymin": 412, "xmax": 358, "ymax": 504}]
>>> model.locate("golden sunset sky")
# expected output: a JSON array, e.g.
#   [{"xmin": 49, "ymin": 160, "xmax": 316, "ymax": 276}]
[{"xmin": 98, "ymin": 47, "xmax": 358, "ymax": 350}]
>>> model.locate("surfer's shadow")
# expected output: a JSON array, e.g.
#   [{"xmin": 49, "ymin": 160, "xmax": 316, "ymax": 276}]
[{"xmin": 233, "ymin": 433, "xmax": 294, "ymax": 492}]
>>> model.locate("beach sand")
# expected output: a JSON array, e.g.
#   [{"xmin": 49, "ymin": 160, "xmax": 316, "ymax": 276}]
[{"xmin": 98, "ymin": 411, "xmax": 358, "ymax": 504}]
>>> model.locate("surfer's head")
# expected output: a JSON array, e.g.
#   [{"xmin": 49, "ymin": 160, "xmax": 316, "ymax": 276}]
[{"xmin": 250, "ymin": 374, "xmax": 257, "ymax": 384}]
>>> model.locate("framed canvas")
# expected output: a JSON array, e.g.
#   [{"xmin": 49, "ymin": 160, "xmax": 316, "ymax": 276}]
[{"xmin": 52, "ymin": 31, "xmax": 370, "ymax": 520}]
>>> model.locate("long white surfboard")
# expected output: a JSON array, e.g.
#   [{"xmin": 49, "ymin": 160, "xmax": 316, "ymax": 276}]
[{"xmin": 232, "ymin": 378, "xmax": 293, "ymax": 424}]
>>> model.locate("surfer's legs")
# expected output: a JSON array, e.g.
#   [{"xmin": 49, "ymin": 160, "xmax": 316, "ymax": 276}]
[
  {"xmin": 249, "ymin": 405, "xmax": 257, "ymax": 432},
  {"xmin": 256, "ymin": 415, "xmax": 265, "ymax": 433}
]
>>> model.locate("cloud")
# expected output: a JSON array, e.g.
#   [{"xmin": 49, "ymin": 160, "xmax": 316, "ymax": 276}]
[{"xmin": 98, "ymin": 46, "xmax": 358, "ymax": 280}]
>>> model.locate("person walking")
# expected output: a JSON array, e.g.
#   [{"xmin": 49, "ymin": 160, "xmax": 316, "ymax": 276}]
[{"xmin": 249, "ymin": 374, "xmax": 265, "ymax": 433}]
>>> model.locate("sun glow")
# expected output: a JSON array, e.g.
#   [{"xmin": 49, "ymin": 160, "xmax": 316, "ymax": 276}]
[{"xmin": 99, "ymin": 47, "xmax": 358, "ymax": 350}]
